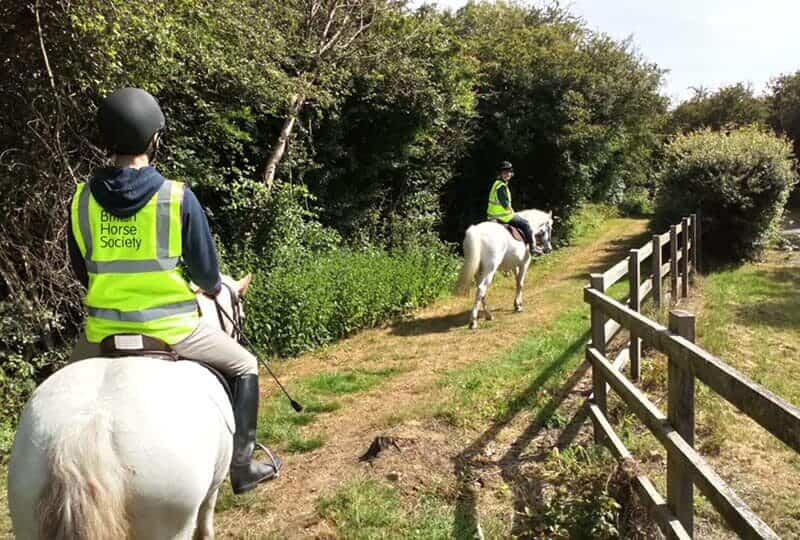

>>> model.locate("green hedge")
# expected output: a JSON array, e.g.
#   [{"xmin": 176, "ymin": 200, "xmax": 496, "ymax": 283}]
[
  {"xmin": 0, "ymin": 301, "xmax": 70, "ymax": 456},
  {"xmin": 243, "ymin": 245, "xmax": 459, "ymax": 357},
  {"xmin": 655, "ymin": 126, "xmax": 799, "ymax": 261}
]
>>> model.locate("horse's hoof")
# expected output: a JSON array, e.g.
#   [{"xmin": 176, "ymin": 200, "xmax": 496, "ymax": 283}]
[
  {"xmin": 484, "ymin": 312, "xmax": 494, "ymax": 321},
  {"xmin": 515, "ymin": 305, "xmax": 523, "ymax": 313},
  {"xmin": 469, "ymin": 321, "xmax": 478, "ymax": 330}
]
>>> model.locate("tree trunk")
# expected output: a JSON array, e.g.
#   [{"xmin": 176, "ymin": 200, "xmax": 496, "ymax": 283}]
[{"xmin": 262, "ymin": 94, "xmax": 305, "ymax": 192}]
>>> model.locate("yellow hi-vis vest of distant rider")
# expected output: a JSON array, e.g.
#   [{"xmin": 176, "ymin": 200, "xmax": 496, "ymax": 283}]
[
  {"xmin": 487, "ymin": 179, "xmax": 514, "ymax": 223},
  {"xmin": 70, "ymin": 180, "xmax": 199, "ymax": 344}
]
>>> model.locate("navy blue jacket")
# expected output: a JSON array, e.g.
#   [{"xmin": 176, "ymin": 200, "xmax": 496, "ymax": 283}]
[{"xmin": 67, "ymin": 166, "xmax": 222, "ymax": 295}]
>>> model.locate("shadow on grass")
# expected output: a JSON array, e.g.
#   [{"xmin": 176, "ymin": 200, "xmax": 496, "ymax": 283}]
[
  {"xmin": 500, "ymin": 361, "xmax": 592, "ymax": 537},
  {"xmin": 730, "ymin": 267, "xmax": 800, "ymax": 330},
  {"xmin": 390, "ymin": 311, "xmax": 471, "ymax": 336},
  {"xmin": 451, "ymin": 331, "xmax": 590, "ymax": 538}
]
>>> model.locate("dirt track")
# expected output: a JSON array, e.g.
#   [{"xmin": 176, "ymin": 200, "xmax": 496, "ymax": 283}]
[{"xmin": 213, "ymin": 218, "xmax": 650, "ymax": 538}]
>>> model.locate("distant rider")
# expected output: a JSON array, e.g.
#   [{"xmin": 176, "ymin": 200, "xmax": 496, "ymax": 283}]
[
  {"xmin": 486, "ymin": 161, "xmax": 542, "ymax": 255},
  {"xmin": 67, "ymin": 87, "xmax": 280, "ymax": 494}
]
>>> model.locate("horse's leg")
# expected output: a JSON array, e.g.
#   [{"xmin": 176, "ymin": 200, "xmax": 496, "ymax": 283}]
[
  {"xmin": 514, "ymin": 262, "xmax": 529, "ymax": 312},
  {"xmin": 482, "ymin": 294, "xmax": 493, "ymax": 321},
  {"xmin": 470, "ymin": 270, "xmax": 484, "ymax": 330},
  {"xmin": 193, "ymin": 488, "xmax": 220, "ymax": 540},
  {"xmin": 471, "ymin": 269, "xmax": 497, "ymax": 329}
]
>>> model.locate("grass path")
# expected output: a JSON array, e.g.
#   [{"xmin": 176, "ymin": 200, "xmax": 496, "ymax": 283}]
[
  {"xmin": 0, "ymin": 215, "xmax": 650, "ymax": 539},
  {"xmin": 5, "ymin": 217, "xmax": 797, "ymax": 538},
  {"xmin": 213, "ymin": 216, "xmax": 651, "ymax": 538}
]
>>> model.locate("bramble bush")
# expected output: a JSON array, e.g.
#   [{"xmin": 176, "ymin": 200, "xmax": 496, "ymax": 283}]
[
  {"xmin": 243, "ymin": 244, "xmax": 459, "ymax": 357},
  {"xmin": 655, "ymin": 127, "xmax": 799, "ymax": 261}
]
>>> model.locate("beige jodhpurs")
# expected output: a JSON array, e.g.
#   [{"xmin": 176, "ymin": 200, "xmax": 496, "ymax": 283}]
[{"xmin": 70, "ymin": 318, "xmax": 258, "ymax": 377}]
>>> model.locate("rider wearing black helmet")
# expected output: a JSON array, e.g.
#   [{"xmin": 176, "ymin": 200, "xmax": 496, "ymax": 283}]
[
  {"xmin": 97, "ymin": 87, "xmax": 166, "ymax": 157},
  {"xmin": 68, "ymin": 87, "xmax": 281, "ymax": 495},
  {"xmin": 487, "ymin": 161, "xmax": 541, "ymax": 255}
]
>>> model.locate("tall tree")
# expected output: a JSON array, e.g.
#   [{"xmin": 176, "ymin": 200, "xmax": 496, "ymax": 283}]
[
  {"xmin": 440, "ymin": 1, "xmax": 666, "ymax": 241},
  {"xmin": 670, "ymin": 83, "xmax": 769, "ymax": 133},
  {"xmin": 303, "ymin": 6, "xmax": 477, "ymax": 244},
  {"xmin": 262, "ymin": 0, "xmax": 401, "ymax": 192},
  {"xmin": 769, "ymin": 70, "xmax": 800, "ymax": 164}
]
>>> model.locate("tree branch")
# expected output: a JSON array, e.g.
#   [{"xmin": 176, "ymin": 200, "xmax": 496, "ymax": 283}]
[{"xmin": 33, "ymin": 0, "xmax": 78, "ymax": 184}]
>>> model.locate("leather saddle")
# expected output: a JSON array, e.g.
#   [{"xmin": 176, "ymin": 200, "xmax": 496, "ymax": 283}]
[
  {"xmin": 100, "ymin": 334, "xmax": 234, "ymax": 405},
  {"xmin": 502, "ymin": 224, "xmax": 528, "ymax": 245}
]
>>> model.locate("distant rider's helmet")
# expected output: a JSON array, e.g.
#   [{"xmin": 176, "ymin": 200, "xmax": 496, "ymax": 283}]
[
  {"xmin": 97, "ymin": 87, "xmax": 165, "ymax": 155},
  {"xmin": 498, "ymin": 161, "xmax": 513, "ymax": 173}
]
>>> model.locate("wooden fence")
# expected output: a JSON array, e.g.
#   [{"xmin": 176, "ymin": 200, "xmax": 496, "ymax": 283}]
[{"xmin": 584, "ymin": 214, "xmax": 800, "ymax": 539}]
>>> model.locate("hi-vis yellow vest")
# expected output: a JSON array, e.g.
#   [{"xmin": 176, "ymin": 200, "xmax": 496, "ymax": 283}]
[
  {"xmin": 70, "ymin": 180, "xmax": 199, "ymax": 344},
  {"xmin": 487, "ymin": 179, "xmax": 514, "ymax": 223}
]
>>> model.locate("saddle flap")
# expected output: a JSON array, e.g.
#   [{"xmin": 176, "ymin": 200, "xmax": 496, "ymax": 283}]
[{"xmin": 503, "ymin": 224, "xmax": 526, "ymax": 244}]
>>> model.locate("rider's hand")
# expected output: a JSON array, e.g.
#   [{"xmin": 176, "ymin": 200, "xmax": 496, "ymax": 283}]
[{"xmin": 201, "ymin": 287, "xmax": 221, "ymax": 299}]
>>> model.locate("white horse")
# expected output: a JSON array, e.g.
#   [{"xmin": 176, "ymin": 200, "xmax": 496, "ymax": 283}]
[
  {"xmin": 455, "ymin": 209, "xmax": 554, "ymax": 329},
  {"xmin": 7, "ymin": 274, "xmax": 252, "ymax": 540}
]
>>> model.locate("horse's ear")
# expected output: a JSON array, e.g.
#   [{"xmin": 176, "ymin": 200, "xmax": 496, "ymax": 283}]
[{"xmin": 238, "ymin": 273, "xmax": 253, "ymax": 297}]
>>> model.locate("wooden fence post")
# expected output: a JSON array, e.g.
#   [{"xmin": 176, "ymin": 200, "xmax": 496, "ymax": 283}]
[
  {"xmin": 690, "ymin": 213, "xmax": 698, "ymax": 278},
  {"xmin": 681, "ymin": 217, "xmax": 690, "ymax": 298},
  {"xmin": 694, "ymin": 211, "xmax": 702, "ymax": 274},
  {"xmin": 670, "ymin": 225, "xmax": 678, "ymax": 305},
  {"xmin": 652, "ymin": 234, "xmax": 663, "ymax": 309},
  {"xmin": 628, "ymin": 249, "xmax": 641, "ymax": 381},
  {"xmin": 590, "ymin": 273, "xmax": 607, "ymax": 444},
  {"xmin": 668, "ymin": 310, "xmax": 696, "ymax": 537}
]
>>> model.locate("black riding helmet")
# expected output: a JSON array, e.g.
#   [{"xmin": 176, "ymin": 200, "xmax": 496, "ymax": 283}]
[
  {"xmin": 97, "ymin": 88, "xmax": 165, "ymax": 155},
  {"xmin": 498, "ymin": 161, "xmax": 513, "ymax": 172}
]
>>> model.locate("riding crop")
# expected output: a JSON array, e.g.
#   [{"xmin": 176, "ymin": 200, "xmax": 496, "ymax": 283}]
[{"xmin": 214, "ymin": 299, "xmax": 304, "ymax": 412}]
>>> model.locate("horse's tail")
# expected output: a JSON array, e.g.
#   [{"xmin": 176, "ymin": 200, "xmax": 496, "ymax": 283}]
[
  {"xmin": 455, "ymin": 226, "xmax": 481, "ymax": 296},
  {"xmin": 39, "ymin": 415, "xmax": 129, "ymax": 540}
]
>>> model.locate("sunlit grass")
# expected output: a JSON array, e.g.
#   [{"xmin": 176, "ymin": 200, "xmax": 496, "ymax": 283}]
[
  {"xmin": 305, "ymin": 367, "xmax": 404, "ymax": 396},
  {"xmin": 317, "ymin": 477, "xmax": 507, "ymax": 540},
  {"xmin": 0, "ymin": 474, "xmax": 8, "ymax": 538},
  {"xmin": 434, "ymin": 304, "xmax": 589, "ymax": 427},
  {"xmin": 258, "ymin": 366, "xmax": 404, "ymax": 454}
]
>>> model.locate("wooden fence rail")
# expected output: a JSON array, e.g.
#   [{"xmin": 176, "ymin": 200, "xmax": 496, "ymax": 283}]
[{"xmin": 584, "ymin": 213, "xmax": 800, "ymax": 539}]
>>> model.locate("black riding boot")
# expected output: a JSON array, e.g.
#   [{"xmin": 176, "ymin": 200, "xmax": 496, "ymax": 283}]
[
  {"xmin": 521, "ymin": 225, "xmax": 542, "ymax": 255},
  {"xmin": 230, "ymin": 374, "xmax": 282, "ymax": 494}
]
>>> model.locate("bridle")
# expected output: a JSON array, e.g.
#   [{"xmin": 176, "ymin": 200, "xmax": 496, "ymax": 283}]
[{"xmin": 534, "ymin": 220, "xmax": 553, "ymax": 251}]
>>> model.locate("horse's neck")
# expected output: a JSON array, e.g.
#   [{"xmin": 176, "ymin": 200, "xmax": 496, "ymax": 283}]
[{"xmin": 517, "ymin": 209, "xmax": 548, "ymax": 229}]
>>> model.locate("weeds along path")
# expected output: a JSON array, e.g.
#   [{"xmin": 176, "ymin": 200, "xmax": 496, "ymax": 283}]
[{"xmin": 213, "ymin": 217, "xmax": 651, "ymax": 538}]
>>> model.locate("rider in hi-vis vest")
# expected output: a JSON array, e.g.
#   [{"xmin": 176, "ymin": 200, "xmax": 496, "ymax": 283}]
[
  {"xmin": 67, "ymin": 87, "xmax": 280, "ymax": 495},
  {"xmin": 71, "ymin": 179, "xmax": 198, "ymax": 345},
  {"xmin": 487, "ymin": 161, "xmax": 541, "ymax": 255}
]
